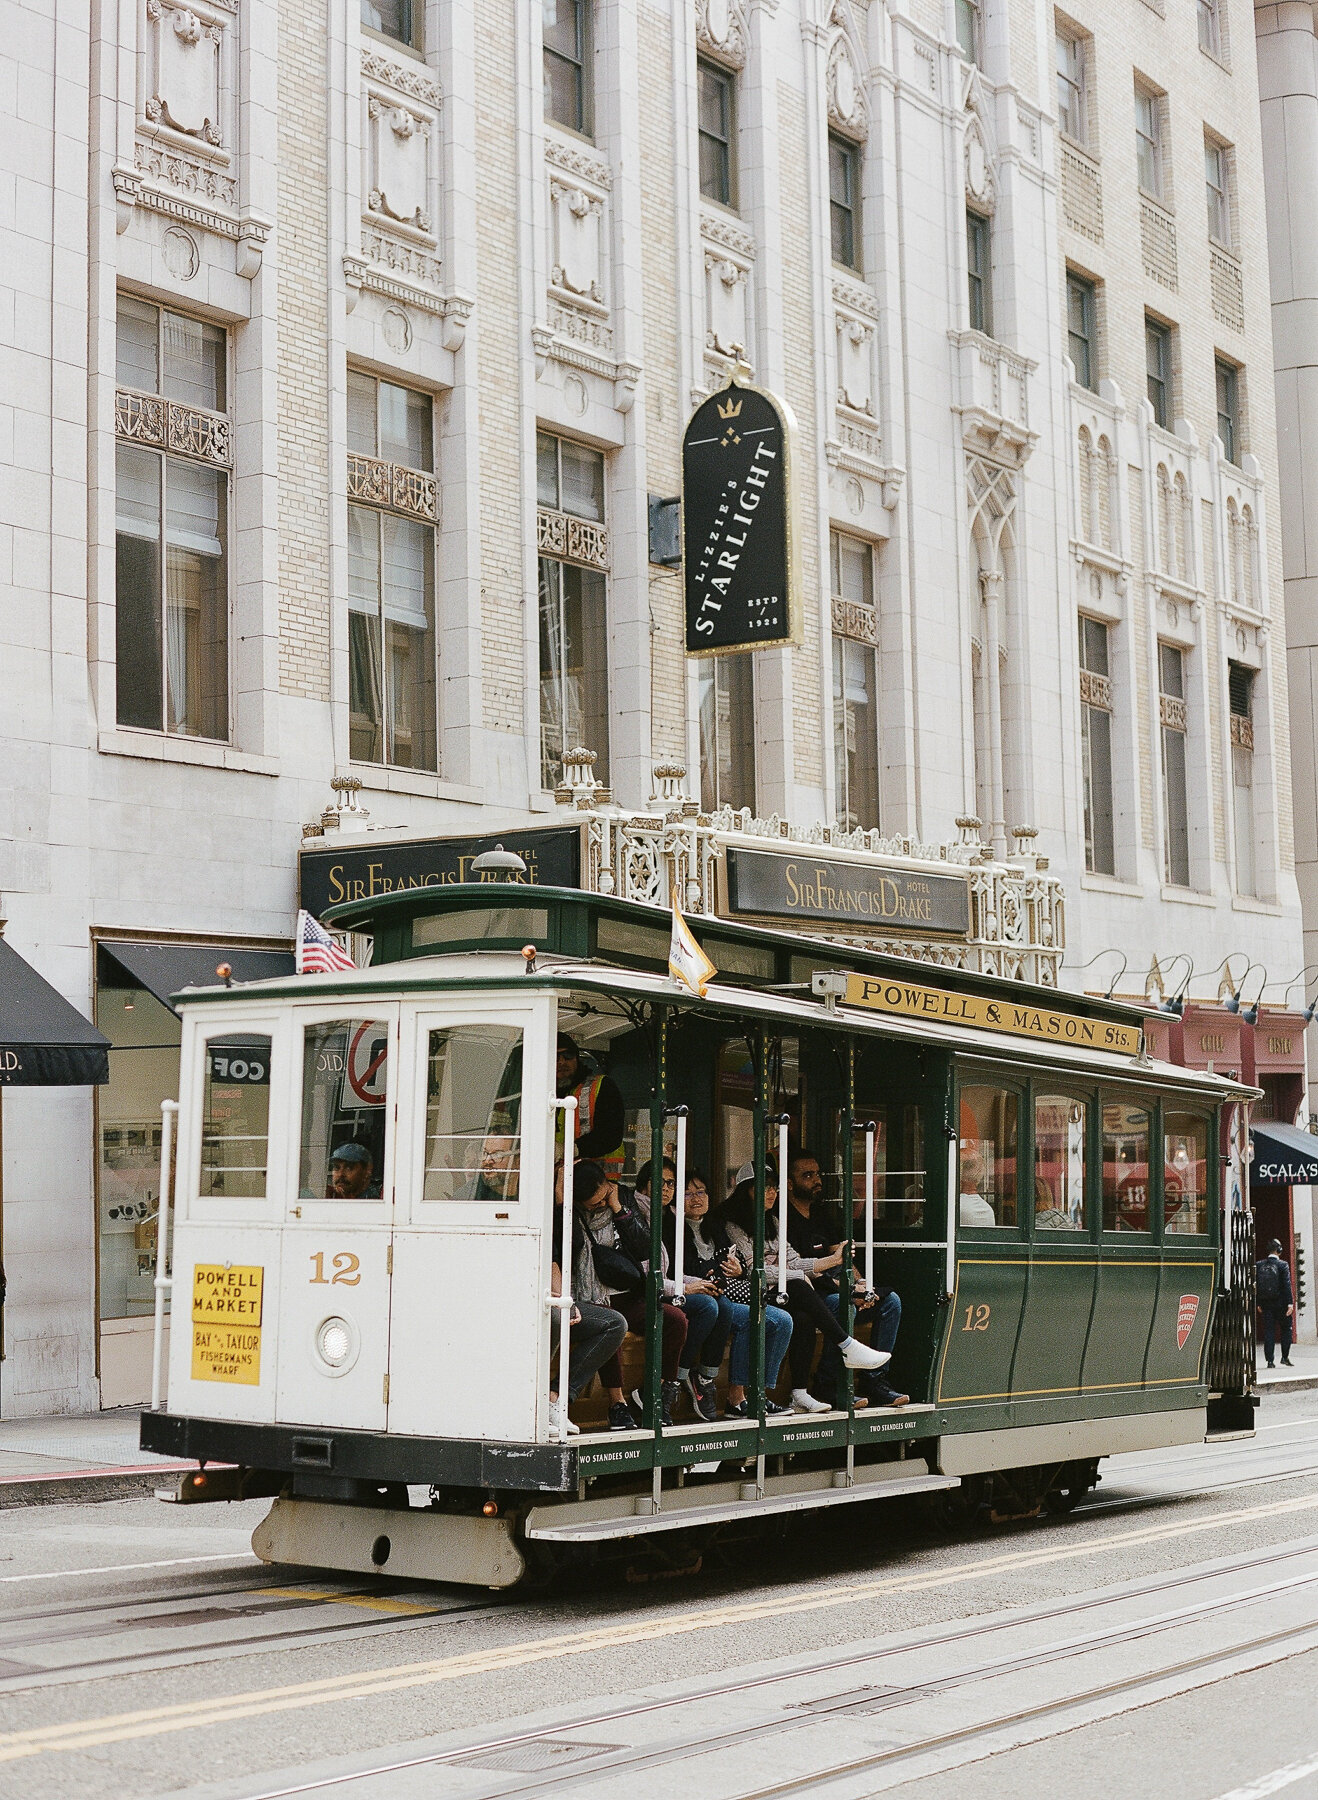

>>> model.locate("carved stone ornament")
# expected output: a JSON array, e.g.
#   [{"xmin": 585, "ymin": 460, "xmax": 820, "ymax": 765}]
[
  {"xmin": 696, "ymin": 0, "xmax": 748, "ymax": 69},
  {"xmin": 965, "ymin": 120, "xmax": 994, "ymax": 209},
  {"xmin": 144, "ymin": 0, "xmax": 226, "ymax": 148},
  {"xmin": 827, "ymin": 35, "xmax": 867, "ymax": 137},
  {"xmin": 366, "ymin": 96, "xmax": 434, "ymax": 233},
  {"xmin": 360, "ymin": 47, "xmax": 442, "ymax": 110},
  {"xmin": 835, "ymin": 311, "xmax": 874, "ymax": 415},
  {"xmin": 550, "ymin": 180, "xmax": 605, "ymax": 304}
]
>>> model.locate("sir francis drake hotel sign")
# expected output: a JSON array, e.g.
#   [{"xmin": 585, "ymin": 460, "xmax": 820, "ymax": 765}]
[{"xmin": 723, "ymin": 846, "xmax": 972, "ymax": 937}]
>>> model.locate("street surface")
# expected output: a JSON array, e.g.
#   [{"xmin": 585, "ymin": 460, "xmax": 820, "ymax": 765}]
[{"xmin": 0, "ymin": 1394, "xmax": 1314, "ymax": 1800}]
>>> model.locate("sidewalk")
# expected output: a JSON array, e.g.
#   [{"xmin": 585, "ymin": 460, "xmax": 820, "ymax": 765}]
[
  {"xmin": 0, "ymin": 1409, "xmax": 197, "ymax": 1506},
  {"xmin": 1255, "ymin": 1337, "xmax": 1318, "ymax": 1394}
]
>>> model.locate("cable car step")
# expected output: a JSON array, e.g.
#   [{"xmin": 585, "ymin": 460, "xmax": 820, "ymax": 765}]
[{"xmin": 524, "ymin": 1466, "xmax": 957, "ymax": 1542}]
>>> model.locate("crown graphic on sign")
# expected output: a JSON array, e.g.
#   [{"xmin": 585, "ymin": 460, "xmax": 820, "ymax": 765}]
[{"xmin": 716, "ymin": 395, "xmax": 743, "ymax": 421}]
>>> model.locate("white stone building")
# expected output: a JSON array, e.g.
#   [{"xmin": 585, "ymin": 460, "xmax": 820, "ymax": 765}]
[{"xmin": 0, "ymin": 0, "xmax": 1303, "ymax": 1413}]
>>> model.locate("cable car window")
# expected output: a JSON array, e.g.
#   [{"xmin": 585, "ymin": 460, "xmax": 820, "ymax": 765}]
[
  {"xmin": 1033, "ymin": 1093, "xmax": 1087, "ymax": 1231},
  {"xmin": 846, "ymin": 1105, "xmax": 925, "ymax": 1231},
  {"xmin": 412, "ymin": 907, "xmax": 549, "ymax": 948},
  {"xmin": 958, "ymin": 1085, "xmax": 1018, "ymax": 1227},
  {"xmin": 1102, "ymin": 1097, "xmax": 1150, "ymax": 1231},
  {"xmin": 423, "ymin": 1025, "xmax": 524, "ymax": 1201},
  {"xmin": 299, "ymin": 1019, "xmax": 390, "ymax": 1199},
  {"xmin": 200, "ymin": 1033, "xmax": 272, "ymax": 1198},
  {"xmin": 1163, "ymin": 1110, "xmax": 1209, "ymax": 1235}
]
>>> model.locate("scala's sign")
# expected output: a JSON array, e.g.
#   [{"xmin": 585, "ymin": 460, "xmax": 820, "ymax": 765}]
[
  {"xmin": 301, "ymin": 827, "xmax": 582, "ymax": 915},
  {"xmin": 724, "ymin": 846, "xmax": 971, "ymax": 937},
  {"xmin": 683, "ymin": 378, "xmax": 799, "ymax": 654}
]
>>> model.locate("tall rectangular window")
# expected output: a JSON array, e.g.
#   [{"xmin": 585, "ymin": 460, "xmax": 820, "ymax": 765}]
[
  {"xmin": 829, "ymin": 134, "xmax": 861, "ymax": 271},
  {"xmin": 1229, "ymin": 661, "xmax": 1256, "ymax": 897},
  {"xmin": 699, "ymin": 654, "xmax": 756, "ymax": 813},
  {"xmin": 361, "ymin": 0, "xmax": 422, "ymax": 51},
  {"xmin": 1198, "ymin": 0, "xmax": 1222, "ymax": 58},
  {"xmin": 537, "ymin": 432, "xmax": 609, "ymax": 790},
  {"xmin": 1056, "ymin": 24, "xmax": 1087, "ymax": 144},
  {"xmin": 955, "ymin": 0, "xmax": 982, "ymax": 66},
  {"xmin": 544, "ymin": 0, "xmax": 591, "ymax": 136},
  {"xmin": 1135, "ymin": 84, "xmax": 1163, "ymax": 198},
  {"xmin": 1067, "ymin": 271, "xmax": 1096, "ymax": 390},
  {"xmin": 831, "ymin": 530, "xmax": 879, "ymax": 832},
  {"xmin": 1205, "ymin": 136, "xmax": 1231, "ymax": 245},
  {"xmin": 115, "ymin": 297, "xmax": 229, "ymax": 740},
  {"xmin": 1216, "ymin": 357, "xmax": 1240, "ymax": 463},
  {"xmin": 1159, "ymin": 642, "xmax": 1190, "ymax": 888},
  {"xmin": 1146, "ymin": 316, "xmax": 1171, "ymax": 429},
  {"xmin": 966, "ymin": 210, "xmax": 992, "ymax": 335},
  {"xmin": 346, "ymin": 371, "xmax": 438, "ymax": 771},
  {"xmin": 1078, "ymin": 616, "xmax": 1115, "ymax": 875},
  {"xmin": 698, "ymin": 59, "xmax": 736, "ymax": 207}
]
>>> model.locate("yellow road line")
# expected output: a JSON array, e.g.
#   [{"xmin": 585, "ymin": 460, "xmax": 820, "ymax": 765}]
[
  {"xmin": 2, "ymin": 1490, "xmax": 1317, "ymax": 1763},
  {"xmin": 255, "ymin": 1586, "xmax": 438, "ymax": 1616}
]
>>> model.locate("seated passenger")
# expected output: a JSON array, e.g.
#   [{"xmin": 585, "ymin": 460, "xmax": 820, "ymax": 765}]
[
  {"xmin": 454, "ymin": 1131, "xmax": 519, "ymax": 1202},
  {"xmin": 715, "ymin": 1162, "xmax": 888, "ymax": 1415},
  {"xmin": 548, "ymin": 1167, "xmax": 627, "ymax": 1438},
  {"xmin": 1034, "ymin": 1175, "xmax": 1072, "ymax": 1230},
  {"xmin": 574, "ymin": 1160, "xmax": 690, "ymax": 1430},
  {"xmin": 959, "ymin": 1148, "xmax": 997, "ymax": 1227},
  {"xmin": 556, "ymin": 1035, "xmax": 625, "ymax": 1181},
  {"xmin": 633, "ymin": 1158, "xmax": 722, "ymax": 1421},
  {"xmin": 676, "ymin": 1169, "xmax": 792, "ymax": 1418},
  {"xmin": 327, "ymin": 1141, "xmax": 381, "ymax": 1199},
  {"xmin": 786, "ymin": 1149, "xmax": 908, "ymax": 1409}
]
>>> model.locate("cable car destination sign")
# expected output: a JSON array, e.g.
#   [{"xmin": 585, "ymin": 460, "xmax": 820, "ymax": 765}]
[
  {"xmin": 683, "ymin": 376, "xmax": 800, "ymax": 653},
  {"xmin": 834, "ymin": 972, "xmax": 1144, "ymax": 1056}
]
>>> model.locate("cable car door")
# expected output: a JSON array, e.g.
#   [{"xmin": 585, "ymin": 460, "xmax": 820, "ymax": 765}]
[
  {"xmin": 388, "ymin": 1001, "xmax": 551, "ymax": 1444},
  {"xmin": 274, "ymin": 1004, "xmax": 398, "ymax": 1431}
]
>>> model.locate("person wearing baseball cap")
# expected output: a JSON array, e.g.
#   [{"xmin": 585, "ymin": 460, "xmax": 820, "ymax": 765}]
[
  {"xmin": 327, "ymin": 1142, "xmax": 380, "ymax": 1199},
  {"xmin": 555, "ymin": 1033, "xmax": 625, "ymax": 1180}
]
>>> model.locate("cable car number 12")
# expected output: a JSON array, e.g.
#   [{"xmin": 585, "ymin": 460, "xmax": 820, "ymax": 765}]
[
  {"xmin": 962, "ymin": 1304, "xmax": 991, "ymax": 1331},
  {"xmin": 309, "ymin": 1252, "xmax": 361, "ymax": 1286}
]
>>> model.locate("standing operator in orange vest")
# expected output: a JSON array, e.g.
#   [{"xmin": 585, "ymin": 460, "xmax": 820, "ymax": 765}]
[{"xmin": 556, "ymin": 1034, "xmax": 625, "ymax": 1180}]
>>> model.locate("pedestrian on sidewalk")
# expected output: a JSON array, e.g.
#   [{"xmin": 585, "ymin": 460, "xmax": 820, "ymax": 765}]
[{"xmin": 1256, "ymin": 1238, "xmax": 1295, "ymax": 1369}]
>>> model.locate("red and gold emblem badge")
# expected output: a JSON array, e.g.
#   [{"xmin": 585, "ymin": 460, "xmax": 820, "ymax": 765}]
[{"xmin": 1176, "ymin": 1293, "xmax": 1199, "ymax": 1350}]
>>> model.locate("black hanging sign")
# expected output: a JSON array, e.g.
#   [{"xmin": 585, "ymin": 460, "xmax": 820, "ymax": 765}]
[{"xmin": 683, "ymin": 378, "xmax": 798, "ymax": 655}]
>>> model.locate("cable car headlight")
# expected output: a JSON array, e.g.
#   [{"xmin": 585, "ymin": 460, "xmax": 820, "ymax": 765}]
[{"xmin": 314, "ymin": 1315, "xmax": 358, "ymax": 1374}]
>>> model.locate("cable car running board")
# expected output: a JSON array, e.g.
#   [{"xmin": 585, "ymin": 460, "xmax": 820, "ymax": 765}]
[{"xmin": 524, "ymin": 1467, "xmax": 957, "ymax": 1542}]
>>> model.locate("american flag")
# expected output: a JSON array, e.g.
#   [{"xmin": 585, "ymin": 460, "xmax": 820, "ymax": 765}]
[{"xmin": 296, "ymin": 910, "xmax": 356, "ymax": 975}]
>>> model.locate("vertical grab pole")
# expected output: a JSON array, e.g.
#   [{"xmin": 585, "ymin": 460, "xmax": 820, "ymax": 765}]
[
  {"xmin": 668, "ymin": 1107, "xmax": 689, "ymax": 1296},
  {"xmin": 645, "ymin": 1011, "xmax": 669, "ymax": 1455},
  {"xmin": 841, "ymin": 1044, "xmax": 856, "ymax": 1437},
  {"xmin": 863, "ymin": 1120, "xmax": 877, "ymax": 1294},
  {"xmin": 945, "ymin": 1127, "xmax": 958, "ymax": 1301},
  {"xmin": 151, "ymin": 1099, "xmax": 179, "ymax": 1413},
  {"xmin": 751, "ymin": 1028, "xmax": 767, "ymax": 1491},
  {"xmin": 775, "ymin": 1114, "xmax": 791, "ymax": 1298},
  {"xmin": 549, "ymin": 1094, "xmax": 577, "ymax": 1445}
]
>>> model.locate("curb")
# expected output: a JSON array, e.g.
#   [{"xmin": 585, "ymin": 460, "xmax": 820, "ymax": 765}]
[
  {"xmin": 0, "ymin": 1463, "xmax": 197, "ymax": 1509},
  {"xmin": 1257, "ymin": 1375, "xmax": 1318, "ymax": 1395}
]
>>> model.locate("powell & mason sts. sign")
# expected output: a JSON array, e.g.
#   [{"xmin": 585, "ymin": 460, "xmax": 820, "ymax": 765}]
[
  {"xmin": 683, "ymin": 378, "xmax": 799, "ymax": 654},
  {"xmin": 836, "ymin": 972, "xmax": 1144, "ymax": 1056},
  {"xmin": 723, "ymin": 846, "xmax": 971, "ymax": 937}
]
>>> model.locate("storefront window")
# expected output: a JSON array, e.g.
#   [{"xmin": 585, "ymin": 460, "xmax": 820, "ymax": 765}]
[
  {"xmin": 1103, "ymin": 1097, "xmax": 1150, "ymax": 1231},
  {"xmin": 299, "ymin": 1020, "xmax": 390, "ymax": 1199},
  {"xmin": 96, "ymin": 977, "xmax": 180, "ymax": 1321},
  {"xmin": 1034, "ymin": 1094, "xmax": 1087, "ymax": 1231},
  {"xmin": 958, "ymin": 1085, "xmax": 1018, "ymax": 1227},
  {"xmin": 200, "ymin": 1034, "xmax": 272, "ymax": 1198},
  {"xmin": 1164, "ymin": 1111, "xmax": 1209, "ymax": 1235},
  {"xmin": 423, "ymin": 1026, "xmax": 524, "ymax": 1200}
]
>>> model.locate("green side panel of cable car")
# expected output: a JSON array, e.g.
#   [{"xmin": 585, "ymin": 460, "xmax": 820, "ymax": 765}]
[
  {"xmin": 1144, "ymin": 1258, "xmax": 1216, "ymax": 1384},
  {"xmin": 1010, "ymin": 1256, "xmax": 1099, "ymax": 1398},
  {"xmin": 936, "ymin": 1259, "xmax": 1027, "ymax": 1402},
  {"xmin": 1080, "ymin": 1258, "xmax": 1162, "ymax": 1390}
]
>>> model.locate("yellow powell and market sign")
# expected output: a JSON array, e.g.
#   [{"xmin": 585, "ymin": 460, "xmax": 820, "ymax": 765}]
[
  {"xmin": 191, "ymin": 1264, "xmax": 264, "ymax": 1385},
  {"xmin": 843, "ymin": 973, "xmax": 1143, "ymax": 1056}
]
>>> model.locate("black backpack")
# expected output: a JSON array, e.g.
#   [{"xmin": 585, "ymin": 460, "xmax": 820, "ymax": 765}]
[{"xmin": 1257, "ymin": 1258, "xmax": 1283, "ymax": 1304}]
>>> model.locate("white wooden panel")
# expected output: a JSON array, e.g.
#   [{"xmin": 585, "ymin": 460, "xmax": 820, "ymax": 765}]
[
  {"xmin": 274, "ymin": 1225, "xmax": 391, "ymax": 1431},
  {"xmin": 165, "ymin": 1223, "xmax": 282, "ymax": 1423}
]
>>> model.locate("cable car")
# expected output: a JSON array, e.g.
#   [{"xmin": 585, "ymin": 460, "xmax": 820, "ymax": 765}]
[{"xmin": 142, "ymin": 886, "xmax": 1258, "ymax": 1589}]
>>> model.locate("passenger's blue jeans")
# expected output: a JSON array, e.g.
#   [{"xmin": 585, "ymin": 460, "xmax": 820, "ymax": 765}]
[
  {"xmin": 676, "ymin": 1290, "xmax": 721, "ymax": 1369},
  {"xmin": 717, "ymin": 1301, "xmax": 793, "ymax": 1389},
  {"xmin": 818, "ymin": 1288, "xmax": 901, "ymax": 1390}
]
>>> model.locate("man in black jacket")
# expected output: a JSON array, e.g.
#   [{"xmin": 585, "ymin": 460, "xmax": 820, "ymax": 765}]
[{"xmin": 1257, "ymin": 1238, "xmax": 1295, "ymax": 1368}]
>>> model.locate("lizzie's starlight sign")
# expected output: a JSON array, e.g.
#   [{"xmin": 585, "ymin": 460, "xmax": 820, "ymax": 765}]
[{"xmin": 683, "ymin": 378, "xmax": 799, "ymax": 654}]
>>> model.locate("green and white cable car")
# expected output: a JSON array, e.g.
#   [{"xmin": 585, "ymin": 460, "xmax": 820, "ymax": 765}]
[{"xmin": 142, "ymin": 886, "xmax": 1258, "ymax": 1589}]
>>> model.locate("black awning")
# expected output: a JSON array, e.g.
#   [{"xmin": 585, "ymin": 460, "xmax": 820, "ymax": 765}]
[
  {"xmin": 100, "ymin": 942, "xmax": 295, "ymax": 1015},
  {"xmin": 0, "ymin": 938, "xmax": 110, "ymax": 1086},
  {"xmin": 1251, "ymin": 1120, "xmax": 1318, "ymax": 1187}
]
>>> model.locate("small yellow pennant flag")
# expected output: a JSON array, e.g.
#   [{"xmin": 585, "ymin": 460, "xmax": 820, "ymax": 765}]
[{"xmin": 668, "ymin": 888, "xmax": 717, "ymax": 997}]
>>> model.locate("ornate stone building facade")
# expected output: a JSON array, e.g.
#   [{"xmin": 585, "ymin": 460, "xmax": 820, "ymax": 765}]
[{"xmin": 0, "ymin": 0, "xmax": 1303, "ymax": 1410}]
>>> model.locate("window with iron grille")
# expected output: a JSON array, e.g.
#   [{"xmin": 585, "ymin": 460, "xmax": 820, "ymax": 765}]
[
  {"xmin": 115, "ymin": 296, "xmax": 230, "ymax": 741},
  {"xmin": 1067, "ymin": 271, "xmax": 1097, "ymax": 390},
  {"xmin": 966, "ymin": 210, "xmax": 992, "ymax": 336},
  {"xmin": 698, "ymin": 654, "xmax": 756, "ymax": 813},
  {"xmin": 544, "ymin": 0, "xmax": 591, "ymax": 136},
  {"xmin": 537, "ymin": 432, "xmax": 609, "ymax": 790},
  {"xmin": 1159, "ymin": 642, "xmax": 1190, "ymax": 887},
  {"xmin": 831, "ymin": 531, "xmax": 879, "ymax": 832},
  {"xmin": 361, "ymin": 0, "xmax": 422, "ymax": 51},
  {"xmin": 829, "ymin": 134, "xmax": 861, "ymax": 272},
  {"xmin": 698, "ymin": 59, "xmax": 737, "ymax": 208},
  {"xmin": 346, "ymin": 371, "xmax": 438, "ymax": 772},
  {"xmin": 1079, "ymin": 616, "xmax": 1115, "ymax": 875},
  {"xmin": 1229, "ymin": 660, "xmax": 1255, "ymax": 896}
]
